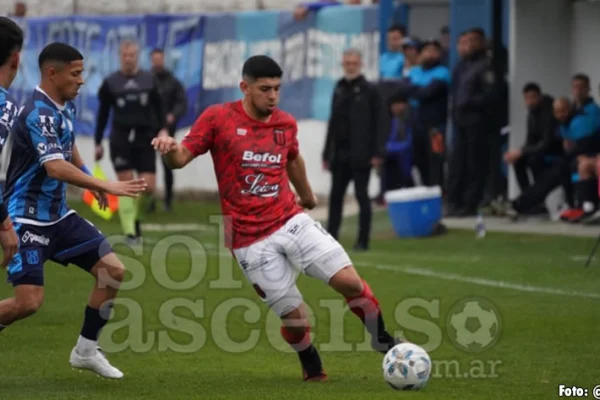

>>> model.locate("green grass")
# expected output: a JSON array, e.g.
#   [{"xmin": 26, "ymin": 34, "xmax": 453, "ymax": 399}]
[{"xmin": 2, "ymin": 200, "xmax": 600, "ymax": 399}]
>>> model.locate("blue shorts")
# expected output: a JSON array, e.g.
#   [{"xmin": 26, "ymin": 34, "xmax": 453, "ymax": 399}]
[{"xmin": 6, "ymin": 213, "xmax": 114, "ymax": 287}]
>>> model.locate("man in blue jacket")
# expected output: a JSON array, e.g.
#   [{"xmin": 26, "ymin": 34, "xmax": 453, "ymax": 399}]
[{"xmin": 393, "ymin": 40, "xmax": 451, "ymax": 187}]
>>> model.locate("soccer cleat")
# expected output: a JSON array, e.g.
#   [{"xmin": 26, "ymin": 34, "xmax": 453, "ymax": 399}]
[
  {"xmin": 560, "ymin": 208, "xmax": 583, "ymax": 221},
  {"xmin": 372, "ymin": 332, "xmax": 403, "ymax": 354},
  {"xmin": 69, "ymin": 347, "xmax": 124, "ymax": 379}
]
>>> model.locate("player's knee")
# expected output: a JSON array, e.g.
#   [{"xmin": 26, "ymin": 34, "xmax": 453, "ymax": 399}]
[
  {"xmin": 15, "ymin": 293, "xmax": 44, "ymax": 318},
  {"xmin": 106, "ymin": 263, "xmax": 126, "ymax": 284},
  {"xmin": 329, "ymin": 266, "xmax": 363, "ymax": 298}
]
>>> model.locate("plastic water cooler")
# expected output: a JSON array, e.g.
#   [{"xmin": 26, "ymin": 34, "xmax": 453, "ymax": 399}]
[{"xmin": 384, "ymin": 186, "xmax": 442, "ymax": 238}]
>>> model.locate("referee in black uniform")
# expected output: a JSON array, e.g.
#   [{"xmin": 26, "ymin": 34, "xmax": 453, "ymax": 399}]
[{"xmin": 94, "ymin": 40, "xmax": 168, "ymax": 243}]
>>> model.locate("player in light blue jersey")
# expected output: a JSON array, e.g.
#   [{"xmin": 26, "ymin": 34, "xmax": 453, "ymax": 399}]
[
  {"xmin": 0, "ymin": 42, "xmax": 147, "ymax": 379},
  {"xmin": 0, "ymin": 17, "xmax": 23, "ymax": 274}
]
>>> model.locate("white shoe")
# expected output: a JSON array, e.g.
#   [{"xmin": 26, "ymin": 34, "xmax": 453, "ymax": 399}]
[{"xmin": 69, "ymin": 346, "xmax": 124, "ymax": 379}]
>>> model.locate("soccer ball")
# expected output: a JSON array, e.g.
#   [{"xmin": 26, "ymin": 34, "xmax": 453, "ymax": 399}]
[{"xmin": 382, "ymin": 343, "xmax": 432, "ymax": 390}]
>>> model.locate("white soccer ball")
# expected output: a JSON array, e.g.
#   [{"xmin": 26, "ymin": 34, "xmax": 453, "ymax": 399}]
[{"xmin": 382, "ymin": 342, "xmax": 432, "ymax": 390}]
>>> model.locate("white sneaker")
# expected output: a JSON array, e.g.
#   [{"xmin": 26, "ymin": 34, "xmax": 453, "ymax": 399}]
[{"xmin": 69, "ymin": 346, "xmax": 124, "ymax": 379}]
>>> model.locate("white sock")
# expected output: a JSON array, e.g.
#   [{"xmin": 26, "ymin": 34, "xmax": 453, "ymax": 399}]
[{"xmin": 76, "ymin": 336, "xmax": 97, "ymax": 357}]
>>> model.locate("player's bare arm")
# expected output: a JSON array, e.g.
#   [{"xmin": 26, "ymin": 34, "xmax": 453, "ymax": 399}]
[
  {"xmin": 43, "ymin": 158, "xmax": 147, "ymax": 197},
  {"xmin": 286, "ymin": 154, "xmax": 317, "ymax": 209},
  {"xmin": 151, "ymin": 135, "xmax": 195, "ymax": 169}
]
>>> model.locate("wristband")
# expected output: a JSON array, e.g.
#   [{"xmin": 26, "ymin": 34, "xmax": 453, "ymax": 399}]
[
  {"xmin": 81, "ymin": 165, "xmax": 92, "ymax": 176},
  {"xmin": 0, "ymin": 203, "xmax": 8, "ymax": 223}
]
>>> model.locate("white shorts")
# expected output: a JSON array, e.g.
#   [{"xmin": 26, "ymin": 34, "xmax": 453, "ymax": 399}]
[{"xmin": 232, "ymin": 213, "xmax": 352, "ymax": 316}]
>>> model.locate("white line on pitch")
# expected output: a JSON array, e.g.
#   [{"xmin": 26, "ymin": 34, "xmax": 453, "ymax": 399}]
[{"xmin": 355, "ymin": 262, "xmax": 600, "ymax": 300}]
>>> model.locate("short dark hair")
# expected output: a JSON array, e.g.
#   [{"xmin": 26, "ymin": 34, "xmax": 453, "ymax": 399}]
[
  {"xmin": 151, "ymin": 48, "xmax": 164, "ymax": 55},
  {"xmin": 38, "ymin": 42, "xmax": 84, "ymax": 69},
  {"xmin": 572, "ymin": 73, "xmax": 590, "ymax": 86},
  {"xmin": 242, "ymin": 55, "xmax": 282, "ymax": 81},
  {"xmin": 0, "ymin": 17, "xmax": 24, "ymax": 66},
  {"xmin": 388, "ymin": 24, "xmax": 407, "ymax": 36},
  {"xmin": 469, "ymin": 27, "xmax": 486, "ymax": 38},
  {"xmin": 522, "ymin": 82, "xmax": 541, "ymax": 94}
]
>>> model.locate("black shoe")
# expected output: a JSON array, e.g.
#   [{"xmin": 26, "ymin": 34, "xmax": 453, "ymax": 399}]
[
  {"xmin": 353, "ymin": 243, "xmax": 369, "ymax": 252},
  {"xmin": 298, "ymin": 345, "xmax": 327, "ymax": 381},
  {"xmin": 372, "ymin": 331, "xmax": 403, "ymax": 354}
]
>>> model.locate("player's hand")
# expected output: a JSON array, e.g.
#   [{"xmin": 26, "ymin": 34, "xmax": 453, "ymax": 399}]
[
  {"xmin": 298, "ymin": 194, "xmax": 318, "ymax": 210},
  {"xmin": 151, "ymin": 135, "xmax": 178, "ymax": 155},
  {"xmin": 92, "ymin": 190, "xmax": 109, "ymax": 210},
  {"xmin": 0, "ymin": 218, "xmax": 18, "ymax": 268},
  {"xmin": 158, "ymin": 128, "xmax": 170, "ymax": 138},
  {"xmin": 103, "ymin": 179, "xmax": 147, "ymax": 198},
  {"xmin": 95, "ymin": 145, "xmax": 104, "ymax": 161}
]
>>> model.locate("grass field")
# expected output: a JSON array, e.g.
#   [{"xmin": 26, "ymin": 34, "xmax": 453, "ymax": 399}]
[{"xmin": 1, "ymin": 200, "xmax": 600, "ymax": 400}]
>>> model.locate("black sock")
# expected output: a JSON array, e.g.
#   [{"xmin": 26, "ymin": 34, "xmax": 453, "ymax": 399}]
[
  {"xmin": 579, "ymin": 179, "xmax": 598, "ymax": 212},
  {"xmin": 80, "ymin": 304, "xmax": 111, "ymax": 341},
  {"xmin": 298, "ymin": 344, "xmax": 323, "ymax": 376},
  {"xmin": 135, "ymin": 220, "xmax": 141, "ymax": 238},
  {"xmin": 0, "ymin": 324, "xmax": 5, "ymax": 333}
]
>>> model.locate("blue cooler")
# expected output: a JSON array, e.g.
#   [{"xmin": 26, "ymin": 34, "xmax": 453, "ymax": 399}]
[{"xmin": 384, "ymin": 186, "xmax": 442, "ymax": 238}]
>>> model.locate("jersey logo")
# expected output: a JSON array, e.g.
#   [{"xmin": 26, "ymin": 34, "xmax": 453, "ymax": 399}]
[
  {"xmin": 38, "ymin": 116, "xmax": 57, "ymax": 137},
  {"xmin": 273, "ymin": 128, "xmax": 286, "ymax": 146}
]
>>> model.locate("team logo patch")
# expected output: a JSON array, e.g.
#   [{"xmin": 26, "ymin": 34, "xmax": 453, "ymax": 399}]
[
  {"xmin": 25, "ymin": 249, "xmax": 40, "ymax": 265},
  {"xmin": 273, "ymin": 128, "xmax": 286, "ymax": 146}
]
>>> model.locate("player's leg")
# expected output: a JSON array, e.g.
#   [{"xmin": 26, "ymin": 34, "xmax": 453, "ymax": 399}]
[
  {"xmin": 232, "ymin": 239, "xmax": 326, "ymax": 381},
  {"xmin": 51, "ymin": 215, "xmax": 124, "ymax": 378},
  {"xmin": 0, "ymin": 224, "xmax": 50, "ymax": 332},
  {"xmin": 133, "ymin": 140, "xmax": 158, "ymax": 239},
  {"xmin": 286, "ymin": 213, "xmax": 400, "ymax": 354},
  {"xmin": 163, "ymin": 128, "xmax": 176, "ymax": 211},
  {"xmin": 110, "ymin": 139, "xmax": 138, "ymax": 241}
]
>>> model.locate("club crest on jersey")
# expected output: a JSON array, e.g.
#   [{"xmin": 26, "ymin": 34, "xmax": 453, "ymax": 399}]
[{"xmin": 273, "ymin": 128, "xmax": 286, "ymax": 146}]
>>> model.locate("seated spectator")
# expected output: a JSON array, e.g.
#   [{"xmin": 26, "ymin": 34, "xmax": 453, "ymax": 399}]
[
  {"xmin": 379, "ymin": 24, "xmax": 407, "ymax": 80},
  {"xmin": 375, "ymin": 93, "xmax": 414, "ymax": 205},
  {"xmin": 394, "ymin": 40, "xmax": 450, "ymax": 187},
  {"xmin": 494, "ymin": 93, "xmax": 600, "ymax": 220},
  {"xmin": 401, "ymin": 38, "xmax": 420, "ymax": 77},
  {"xmin": 504, "ymin": 83, "xmax": 560, "ymax": 209}
]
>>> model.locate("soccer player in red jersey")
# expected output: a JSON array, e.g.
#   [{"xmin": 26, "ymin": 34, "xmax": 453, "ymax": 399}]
[{"xmin": 152, "ymin": 55, "xmax": 401, "ymax": 381}]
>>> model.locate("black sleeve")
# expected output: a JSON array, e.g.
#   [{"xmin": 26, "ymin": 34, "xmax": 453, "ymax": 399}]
[
  {"xmin": 522, "ymin": 109, "xmax": 558, "ymax": 155},
  {"xmin": 171, "ymin": 77, "xmax": 188, "ymax": 121},
  {"xmin": 371, "ymin": 85, "xmax": 387, "ymax": 159},
  {"xmin": 410, "ymin": 80, "xmax": 449, "ymax": 101},
  {"xmin": 150, "ymin": 76, "xmax": 167, "ymax": 130},
  {"xmin": 95, "ymin": 79, "xmax": 112, "ymax": 145}
]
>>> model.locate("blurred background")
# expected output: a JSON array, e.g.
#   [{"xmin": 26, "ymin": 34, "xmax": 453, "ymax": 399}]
[{"xmin": 3, "ymin": 0, "xmax": 600, "ymax": 236}]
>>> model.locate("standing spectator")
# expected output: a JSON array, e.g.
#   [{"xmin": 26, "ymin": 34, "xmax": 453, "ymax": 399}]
[
  {"xmin": 504, "ymin": 83, "xmax": 559, "ymax": 197},
  {"xmin": 379, "ymin": 24, "xmax": 407, "ymax": 80},
  {"xmin": 395, "ymin": 40, "xmax": 451, "ymax": 187},
  {"xmin": 322, "ymin": 49, "xmax": 386, "ymax": 251},
  {"xmin": 439, "ymin": 26, "xmax": 450, "ymax": 66},
  {"xmin": 447, "ymin": 28, "xmax": 495, "ymax": 216},
  {"xmin": 148, "ymin": 48, "xmax": 187, "ymax": 213},
  {"xmin": 13, "ymin": 2, "xmax": 26, "ymax": 17},
  {"xmin": 401, "ymin": 38, "xmax": 420, "ymax": 77}
]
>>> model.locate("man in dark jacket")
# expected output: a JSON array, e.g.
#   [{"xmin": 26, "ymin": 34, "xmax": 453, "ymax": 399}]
[
  {"xmin": 504, "ymin": 83, "xmax": 560, "ymax": 194},
  {"xmin": 447, "ymin": 28, "xmax": 495, "ymax": 216},
  {"xmin": 150, "ymin": 48, "xmax": 188, "ymax": 212},
  {"xmin": 322, "ymin": 49, "xmax": 387, "ymax": 251}
]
